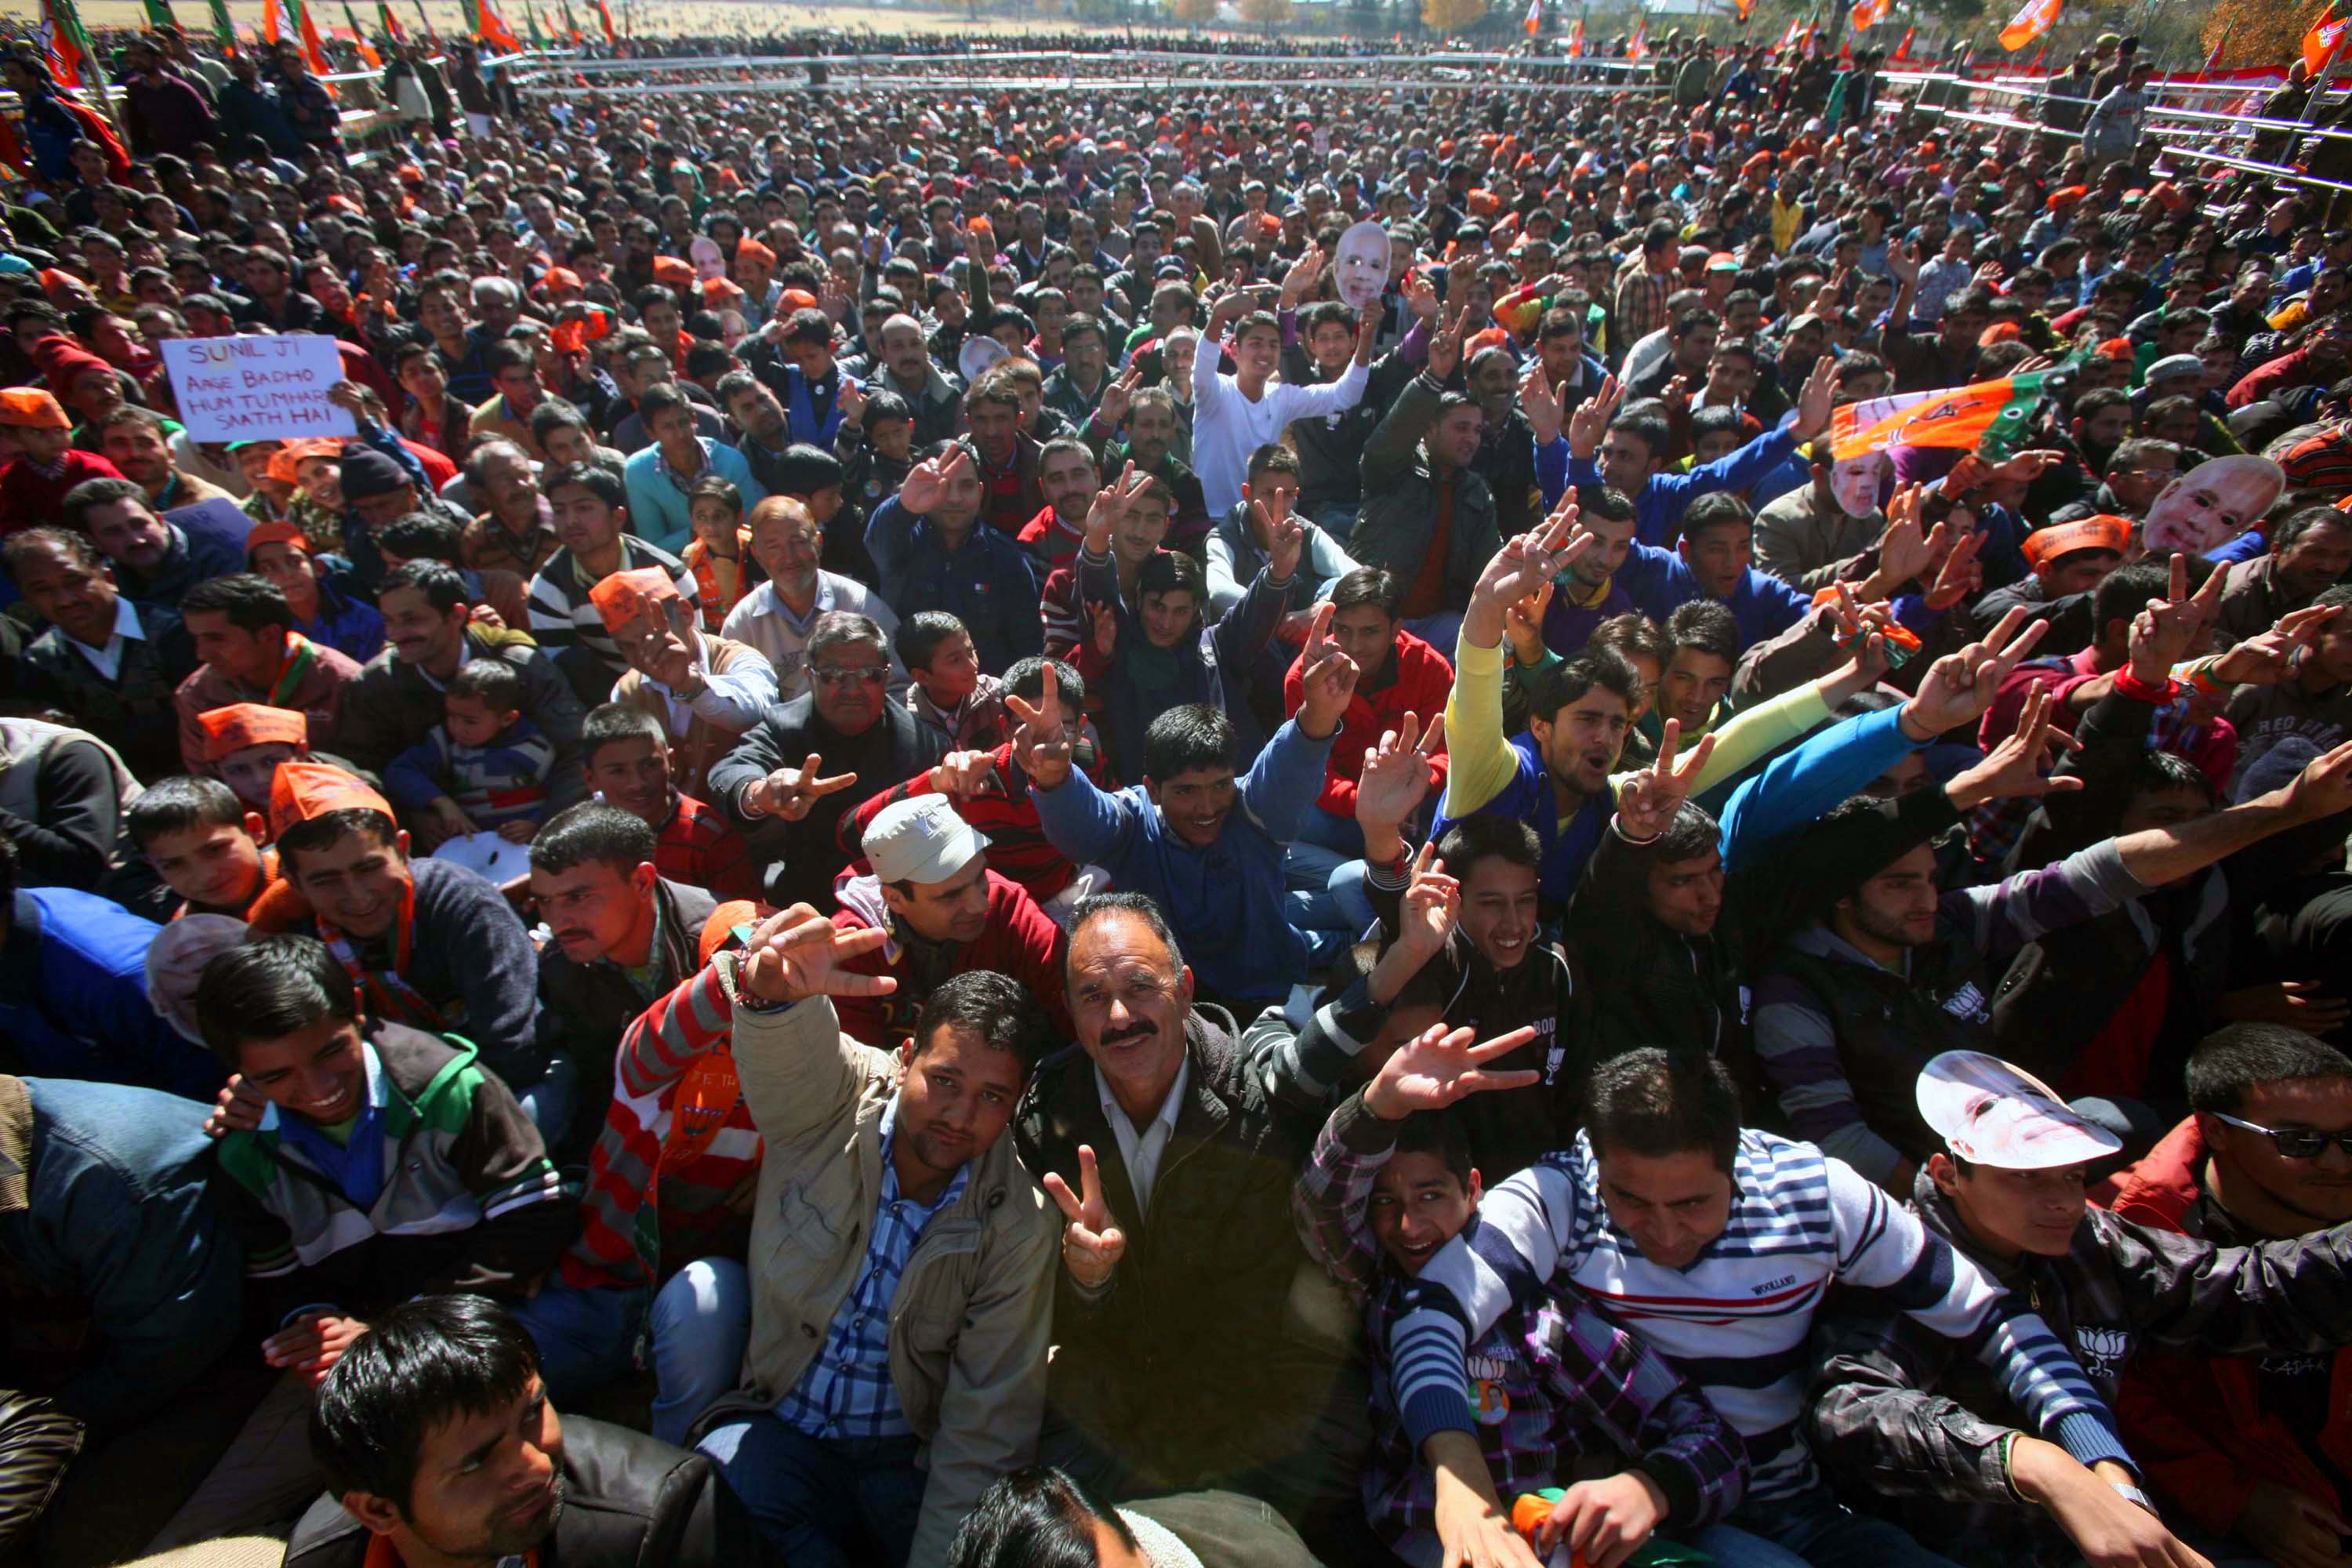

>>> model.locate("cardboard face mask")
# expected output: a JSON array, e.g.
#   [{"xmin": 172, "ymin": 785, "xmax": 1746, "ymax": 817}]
[
  {"xmin": 690, "ymin": 237, "xmax": 727, "ymax": 283},
  {"xmin": 1831, "ymin": 452, "xmax": 1886, "ymax": 519},
  {"xmin": 2141, "ymin": 454, "xmax": 2285, "ymax": 556},
  {"xmin": 1334, "ymin": 220, "xmax": 1393, "ymax": 311}
]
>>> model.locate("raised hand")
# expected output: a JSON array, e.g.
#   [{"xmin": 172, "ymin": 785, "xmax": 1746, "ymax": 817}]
[
  {"xmin": 1295, "ymin": 601, "xmax": 1362, "ymax": 739},
  {"xmin": 1944, "ymin": 686, "xmax": 2085, "ymax": 811},
  {"xmin": 1041, "ymin": 1144, "xmax": 1126, "ymax": 1288},
  {"xmin": 1871, "ymin": 485, "xmax": 1938, "ymax": 590},
  {"xmin": 1005, "ymin": 662, "xmax": 1075, "ymax": 789},
  {"xmin": 928, "ymin": 749, "xmax": 998, "ymax": 797},
  {"xmin": 1363, "ymin": 1021, "xmax": 1544, "ymax": 1121},
  {"xmin": 1089, "ymin": 601, "xmax": 1119, "ymax": 661},
  {"xmin": 2128, "ymin": 554, "xmax": 2226, "ymax": 685},
  {"xmin": 898, "ymin": 444, "xmax": 969, "ymax": 516},
  {"xmin": 1900, "ymin": 604, "xmax": 2049, "ymax": 740},
  {"xmin": 2212, "ymin": 602, "xmax": 2343, "ymax": 686},
  {"xmin": 1083, "ymin": 460, "xmax": 1148, "ymax": 555},
  {"xmin": 1395, "ymin": 840, "xmax": 1460, "ymax": 961},
  {"xmin": 1923, "ymin": 526, "xmax": 1984, "ymax": 612},
  {"xmin": 1356, "ymin": 710, "xmax": 1440, "ymax": 833},
  {"xmin": 1425, "ymin": 310, "xmax": 1469, "ymax": 383},
  {"xmin": 1095, "ymin": 365, "xmax": 1141, "ymax": 427},
  {"xmin": 1265, "ymin": 505, "xmax": 1307, "ymax": 581},
  {"xmin": 754, "ymin": 753, "xmax": 860, "ymax": 822},
  {"xmin": 1472, "ymin": 497, "xmax": 1591, "ymax": 631},
  {"xmin": 1791, "ymin": 351, "xmax": 1839, "ymax": 440},
  {"xmin": 1505, "ymin": 576, "xmax": 1555, "ymax": 666},
  {"xmin": 836, "ymin": 378, "xmax": 866, "ymax": 426},
  {"xmin": 1887, "ymin": 239, "xmax": 1923, "ymax": 284},
  {"xmin": 1519, "ymin": 359, "xmax": 1564, "ymax": 446},
  {"xmin": 1987, "ymin": 448, "xmax": 2065, "ymax": 486},
  {"xmin": 1567, "ymin": 373, "xmax": 1623, "ymax": 459},
  {"xmin": 1279, "ymin": 245, "xmax": 1326, "ymax": 307},
  {"xmin": 1354, "ymin": 310, "xmax": 1381, "ymax": 363},
  {"xmin": 739, "ymin": 903, "xmax": 898, "ymax": 1004},
  {"xmin": 1613, "ymin": 717, "xmax": 1718, "ymax": 841},
  {"xmin": 1406, "ymin": 268, "xmax": 1441, "ymax": 321}
]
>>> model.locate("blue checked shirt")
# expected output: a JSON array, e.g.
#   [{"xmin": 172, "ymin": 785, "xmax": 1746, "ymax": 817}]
[{"xmin": 773, "ymin": 1094, "xmax": 967, "ymax": 1441}]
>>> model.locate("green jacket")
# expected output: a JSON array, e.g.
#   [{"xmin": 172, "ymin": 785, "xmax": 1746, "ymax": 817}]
[{"xmin": 212, "ymin": 1023, "xmax": 575, "ymax": 1321}]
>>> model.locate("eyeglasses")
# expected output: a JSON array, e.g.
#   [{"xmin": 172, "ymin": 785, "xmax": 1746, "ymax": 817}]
[
  {"xmin": 2210, "ymin": 1111, "xmax": 2352, "ymax": 1161},
  {"xmin": 811, "ymin": 664, "xmax": 889, "ymax": 688}
]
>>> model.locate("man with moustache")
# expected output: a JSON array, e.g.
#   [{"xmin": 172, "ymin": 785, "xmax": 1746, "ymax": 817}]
[
  {"xmin": 526, "ymin": 803, "xmax": 716, "ymax": 1162},
  {"xmin": 1012, "ymin": 892, "xmax": 1366, "ymax": 1546}
]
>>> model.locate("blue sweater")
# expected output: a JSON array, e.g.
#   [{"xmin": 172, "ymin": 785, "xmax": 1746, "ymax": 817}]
[
  {"xmin": 1617, "ymin": 539, "xmax": 1811, "ymax": 648},
  {"xmin": 622, "ymin": 439, "xmax": 768, "ymax": 557},
  {"xmin": 1538, "ymin": 426, "xmax": 1803, "ymax": 547},
  {"xmin": 1029, "ymin": 716, "xmax": 1334, "ymax": 1003},
  {"xmin": 864, "ymin": 496, "xmax": 1045, "ymax": 676},
  {"xmin": 0, "ymin": 888, "xmax": 220, "ymax": 1100}
]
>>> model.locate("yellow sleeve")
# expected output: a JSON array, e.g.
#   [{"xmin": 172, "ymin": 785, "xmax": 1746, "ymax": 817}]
[
  {"xmin": 1442, "ymin": 635, "xmax": 1519, "ymax": 820},
  {"xmin": 1604, "ymin": 681, "xmax": 1833, "ymax": 804},
  {"xmin": 1687, "ymin": 682, "xmax": 1832, "ymax": 794}
]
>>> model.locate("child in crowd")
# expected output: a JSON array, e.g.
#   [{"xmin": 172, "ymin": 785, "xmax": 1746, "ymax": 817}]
[
  {"xmin": 128, "ymin": 774, "xmax": 275, "ymax": 922},
  {"xmin": 899, "ymin": 608, "xmax": 1008, "ymax": 748},
  {"xmin": 681, "ymin": 475, "xmax": 760, "ymax": 633},
  {"xmin": 578, "ymin": 702, "xmax": 760, "ymax": 901},
  {"xmin": 385, "ymin": 659, "xmax": 558, "ymax": 844}
]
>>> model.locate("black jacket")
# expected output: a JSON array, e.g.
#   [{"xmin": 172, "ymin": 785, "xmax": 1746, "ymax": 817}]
[
  {"xmin": 708, "ymin": 692, "xmax": 944, "ymax": 912},
  {"xmin": 534, "ymin": 877, "xmax": 717, "ymax": 1161},
  {"xmin": 1806, "ymin": 1174, "xmax": 2352, "ymax": 1562},
  {"xmin": 283, "ymin": 1414, "xmax": 779, "ymax": 1568}
]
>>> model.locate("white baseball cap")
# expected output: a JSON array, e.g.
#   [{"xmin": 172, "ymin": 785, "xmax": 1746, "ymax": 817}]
[
  {"xmin": 863, "ymin": 797, "xmax": 988, "ymax": 887},
  {"xmin": 1917, "ymin": 1051, "xmax": 2121, "ymax": 1170}
]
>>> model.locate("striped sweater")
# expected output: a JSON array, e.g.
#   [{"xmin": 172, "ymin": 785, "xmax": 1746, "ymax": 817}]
[
  {"xmin": 212, "ymin": 1025, "xmax": 575, "ymax": 1323},
  {"xmin": 561, "ymin": 960, "xmax": 761, "ymax": 1292},
  {"xmin": 1388, "ymin": 1129, "xmax": 2131, "ymax": 1504}
]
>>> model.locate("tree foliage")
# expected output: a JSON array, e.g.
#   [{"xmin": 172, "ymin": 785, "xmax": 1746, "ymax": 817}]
[
  {"xmin": 1172, "ymin": 0, "xmax": 1218, "ymax": 24},
  {"xmin": 2203, "ymin": 0, "xmax": 2317, "ymax": 70},
  {"xmin": 1236, "ymin": 0, "xmax": 1293, "ymax": 27},
  {"xmin": 1421, "ymin": 0, "xmax": 1484, "ymax": 35}
]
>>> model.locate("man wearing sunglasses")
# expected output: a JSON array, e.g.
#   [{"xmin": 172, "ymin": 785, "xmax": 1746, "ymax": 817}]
[
  {"xmin": 711, "ymin": 611, "xmax": 943, "ymax": 911},
  {"xmin": 1806, "ymin": 1047, "xmax": 2352, "ymax": 1568},
  {"xmin": 2099, "ymin": 1024, "xmax": 2352, "ymax": 1568}
]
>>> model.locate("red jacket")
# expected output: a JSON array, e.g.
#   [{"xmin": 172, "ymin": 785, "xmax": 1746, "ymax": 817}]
[
  {"xmin": 828, "ymin": 869, "xmax": 1069, "ymax": 1049},
  {"xmin": 1282, "ymin": 627, "xmax": 1453, "ymax": 820},
  {"xmin": 2097, "ymin": 1115, "xmax": 2352, "ymax": 1534}
]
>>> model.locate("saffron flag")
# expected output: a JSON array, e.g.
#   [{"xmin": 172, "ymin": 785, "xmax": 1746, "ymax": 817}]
[
  {"xmin": 1736, "ymin": 0, "xmax": 1754, "ymax": 20},
  {"xmin": 560, "ymin": 0, "xmax": 583, "ymax": 45},
  {"xmin": 1893, "ymin": 24, "xmax": 1913, "ymax": 59},
  {"xmin": 39, "ymin": 0, "xmax": 85, "ymax": 85},
  {"xmin": 1524, "ymin": 0, "xmax": 1540, "ymax": 35},
  {"xmin": 378, "ymin": 0, "xmax": 404, "ymax": 38},
  {"xmin": 1850, "ymin": 0, "xmax": 1889, "ymax": 30},
  {"xmin": 1568, "ymin": 16, "xmax": 1583, "ymax": 52},
  {"xmin": 594, "ymin": 0, "xmax": 615, "ymax": 44},
  {"xmin": 209, "ymin": 0, "xmax": 235, "ymax": 46},
  {"xmin": 1998, "ymin": 0, "xmax": 2060, "ymax": 52},
  {"xmin": 2198, "ymin": 24, "xmax": 2228, "ymax": 78},
  {"xmin": 2307, "ymin": 3, "xmax": 2350, "ymax": 74},
  {"xmin": 1628, "ymin": 15, "xmax": 1647, "ymax": 59},
  {"xmin": 1830, "ymin": 371, "xmax": 2053, "ymax": 462},
  {"xmin": 476, "ymin": 0, "xmax": 523, "ymax": 53},
  {"xmin": 295, "ymin": 0, "xmax": 333, "ymax": 75},
  {"xmin": 1837, "ymin": 39, "xmax": 1853, "ymax": 64}
]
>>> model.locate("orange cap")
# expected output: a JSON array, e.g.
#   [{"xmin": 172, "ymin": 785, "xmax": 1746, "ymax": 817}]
[
  {"xmin": 0, "ymin": 387, "xmax": 70, "ymax": 430},
  {"xmin": 267, "ymin": 437, "xmax": 343, "ymax": 488},
  {"xmin": 244, "ymin": 521, "xmax": 311, "ymax": 559},
  {"xmin": 2021, "ymin": 514, "xmax": 2130, "ymax": 570},
  {"xmin": 268, "ymin": 760, "xmax": 394, "ymax": 843},
  {"xmin": 587, "ymin": 566, "xmax": 678, "ymax": 635},
  {"xmin": 652, "ymin": 256, "xmax": 696, "ymax": 290},
  {"xmin": 198, "ymin": 702, "xmax": 309, "ymax": 763},
  {"xmin": 779, "ymin": 288, "xmax": 820, "ymax": 313}
]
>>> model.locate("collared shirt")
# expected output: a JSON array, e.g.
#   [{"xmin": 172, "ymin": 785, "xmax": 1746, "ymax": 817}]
[
  {"xmin": 637, "ymin": 628, "xmax": 780, "ymax": 736},
  {"xmin": 773, "ymin": 1091, "xmax": 968, "ymax": 1441},
  {"xmin": 1095, "ymin": 1054, "xmax": 1188, "ymax": 1216},
  {"xmin": 71, "ymin": 597, "xmax": 146, "ymax": 682}
]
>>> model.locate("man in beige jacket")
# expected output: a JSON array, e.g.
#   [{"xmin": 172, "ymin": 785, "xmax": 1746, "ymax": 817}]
[{"xmin": 691, "ymin": 896, "xmax": 1058, "ymax": 1568}]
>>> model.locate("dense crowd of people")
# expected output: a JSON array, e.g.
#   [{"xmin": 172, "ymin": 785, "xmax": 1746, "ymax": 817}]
[{"xmin": 7, "ymin": 16, "xmax": 2352, "ymax": 1568}]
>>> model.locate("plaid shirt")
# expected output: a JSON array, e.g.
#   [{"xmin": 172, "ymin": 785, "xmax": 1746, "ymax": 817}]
[
  {"xmin": 1613, "ymin": 267, "xmax": 1673, "ymax": 357},
  {"xmin": 773, "ymin": 1093, "xmax": 968, "ymax": 1442},
  {"xmin": 1294, "ymin": 1094, "xmax": 1748, "ymax": 1552}
]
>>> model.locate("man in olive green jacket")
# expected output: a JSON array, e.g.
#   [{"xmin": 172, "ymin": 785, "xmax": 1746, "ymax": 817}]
[{"xmin": 684, "ymin": 902, "xmax": 1057, "ymax": 1568}]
